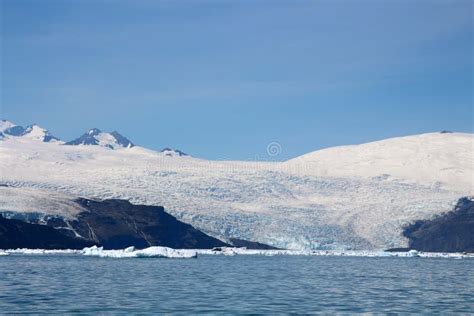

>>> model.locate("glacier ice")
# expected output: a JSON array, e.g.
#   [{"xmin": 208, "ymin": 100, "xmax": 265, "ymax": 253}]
[{"xmin": 0, "ymin": 131, "xmax": 472, "ymax": 250}]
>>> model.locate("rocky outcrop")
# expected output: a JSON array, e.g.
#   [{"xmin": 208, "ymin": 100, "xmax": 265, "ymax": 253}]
[
  {"xmin": 1, "ymin": 195, "xmax": 281, "ymax": 250},
  {"xmin": 0, "ymin": 214, "xmax": 93, "ymax": 249},
  {"xmin": 229, "ymin": 238, "xmax": 280, "ymax": 250},
  {"xmin": 54, "ymin": 198, "xmax": 230, "ymax": 249},
  {"xmin": 403, "ymin": 197, "xmax": 474, "ymax": 253}
]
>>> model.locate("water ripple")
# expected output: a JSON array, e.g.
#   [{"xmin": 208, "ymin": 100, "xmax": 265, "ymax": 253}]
[{"xmin": 0, "ymin": 255, "xmax": 472, "ymax": 313}]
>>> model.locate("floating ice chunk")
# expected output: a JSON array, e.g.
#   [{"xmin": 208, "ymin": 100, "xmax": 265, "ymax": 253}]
[
  {"xmin": 4, "ymin": 248, "xmax": 81, "ymax": 255},
  {"xmin": 196, "ymin": 248, "xmax": 474, "ymax": 259},
  {"xmin": 124, "ymin": 246, "xmax": 135, "ymax": 253},
  {"xmin": 82, "ymin": 245, "xmax": 104, "ymax": 256},
  {"xmin": 134, "ymin": 247, "xmax": 197, "ymax": 258},
  {"xmin": 81, "ymin": 246, "xmax": 197, "ymax": 259},
  {"xmin": 1, "ymin": 247, "xmax": 472, "ymax": 259}
]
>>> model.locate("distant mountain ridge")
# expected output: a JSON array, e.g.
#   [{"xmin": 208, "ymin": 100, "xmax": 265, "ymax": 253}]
[
  {"xmin": 0, "ymin": 120, "xmax": 136, "ymax": 149},
  {"xmin": 65, "ymin": 128, "xmax": 134, "ymax": 149},
  {"xmin": 0, "ymin": 120, "xmax": 60, "ymax": 143},
  {"xmin": 1, "ymin": 119, "xmax": 189, "ymax": 155}
]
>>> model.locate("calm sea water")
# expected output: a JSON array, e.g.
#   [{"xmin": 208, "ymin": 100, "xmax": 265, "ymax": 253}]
[{"xmin": 0, "ymin": 255, "xmax": 472, "ymax": 313}]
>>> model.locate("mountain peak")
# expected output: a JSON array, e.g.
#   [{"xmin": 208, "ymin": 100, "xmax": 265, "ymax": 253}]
[
  {"xmin": 87, "ymin": 128, "xmax": 102, "ymax": 136},
  {"xmin": 22, "ymin": 124, "xmax": 61, "ymax": 142},
  {"xmin": 0, "ymin": 120, "xmax": 16, "ymax": 133},
  {"xmin": 66, "ymin": 129, "xmax": 134, "ymax": 149},
  {"xmin": 0, "ymin": 120, "xmax": 60, "ymax": 142}
]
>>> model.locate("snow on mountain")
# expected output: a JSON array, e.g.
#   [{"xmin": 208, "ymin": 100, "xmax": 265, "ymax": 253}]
[
  {"xmin": 65, "ymin": 128, "xmax": 134, "ymax": 149},
  {"xmin": 21, "ymin": 125, "xmax": 61, "ymax": 143},
  {"xmin": 0, "ymin": 131, "xmax": 472, "ymax": 250},
  {"xmin": 0, "ymin": 120, "xmax": 16, "ymax": 133},
  {"xmin": 285, "ymin": 132, "xmax": 473, "ymax": 192},
  {"xmin": 0, "ymin": 121, "xmax": 60, "ymax": 143},
  {"xmin": 0, "ymin": 120, "xmax": 25, "ymax": 136},
  {"xmin": 4, "ymin": 126, "xmax": 26, "ymax": 136}
]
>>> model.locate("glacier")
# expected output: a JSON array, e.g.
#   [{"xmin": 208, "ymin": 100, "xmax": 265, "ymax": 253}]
[{"xmin": 0, "ymin": 125, "xmax": 472, "ymax": 250}]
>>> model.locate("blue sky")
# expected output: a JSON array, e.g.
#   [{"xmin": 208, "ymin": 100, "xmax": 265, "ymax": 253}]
[{"xmin": 1, "ymin": 0, "xmax": 472, "ymax": 160}]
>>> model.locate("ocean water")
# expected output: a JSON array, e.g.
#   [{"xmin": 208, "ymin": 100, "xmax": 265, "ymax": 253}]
[{"xmin": 0, "ymin": 255, "xmax": 472, "ymax": 313}]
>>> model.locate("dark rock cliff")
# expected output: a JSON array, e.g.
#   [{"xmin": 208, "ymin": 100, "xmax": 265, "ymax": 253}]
[
  {"xmin": 2, "ymin": 196, "xmax": 283, "ymax": 250},
  {"xmin": 403, "ymin": 197, "xmax": 474, "ymax": 253},
  {"xmin": 57, "ymin": 198, "xmax": 230, "ymax": 249},
  {"xmin": 0, "ymin": 214, "xmax": 93, "ymax": 249},
  {"xmin": 229, "ymin": 238, "xmax": 280, "ymax": 250}
]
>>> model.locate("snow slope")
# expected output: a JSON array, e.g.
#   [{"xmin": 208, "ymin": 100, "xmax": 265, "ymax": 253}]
[
  {"xmin": 285, "ymin": 132, "xmax": 473, "ymax": 192},
  {"xmin": 0, "ymin": 129, "xmax": 472, "ymax": 250},
  {"xmin": 0, "ymin": 186, "xmax": 84, "ymax": 219}
]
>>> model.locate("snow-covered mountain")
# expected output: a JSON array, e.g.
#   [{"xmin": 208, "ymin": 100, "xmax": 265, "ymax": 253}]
[
  {"xmin": 0, "ymin": 121, "xmax": 60, "ymax": 143},
  {"xmin": 161, "ymin": 148, "xmax": 188, "ymax": 157},
  {"xmin": 0, "ymin": 121, "xmax": 472, "ymax": 250},
  {"xmin": 285, "ymin": 132, "xmax": 473, "ymax": 192},
  {"xmin": 21, "ymin": 125, "xmax": 61, "ymax": 142},
  {"xmin": 0, "ymin": 120, "xmax": 15, "ymax": 133},
  {"xmin": 65, "ymin": 128, "xmax": 134, "ymax": 149}
]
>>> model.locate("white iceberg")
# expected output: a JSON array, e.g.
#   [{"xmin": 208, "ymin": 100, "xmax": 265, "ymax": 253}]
[
  {"xmin": 4, "ymin": 248, "xmax": 81, "ymax": 255},
  {"xmin": 1, "ymin": 246, "xmax": 471, "ymax": 259},
  {"xmin": 82, "ymin": 245, "xmax": 197, "ymax": 259},
  {"xmin": 196, "ymin": 247, "xmax": 474, "ymax": 259}
]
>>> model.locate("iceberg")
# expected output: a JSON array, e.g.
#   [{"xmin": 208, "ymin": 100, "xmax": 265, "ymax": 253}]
[
  {"xmin": 82, "ymin": 245, "xmax": 198, "ymax": 259},
  {"xmin": 0, "ymin": 246, "xmax": 471, "ymax": 259},
  {"xmin": 4, "ymin": 248, "xmax": 81, "ymax": 255},
  {"xmin": 196, "ymin": 247, "xmax": 474, "ymax": 259}
]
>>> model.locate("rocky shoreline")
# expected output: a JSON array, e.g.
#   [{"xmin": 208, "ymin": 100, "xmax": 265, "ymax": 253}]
[
  {"xmin": 0, "ymin": 198, "xmax": 281, "ymax": 250},
  {"xmin": 1, "ymin": 198, "xmax": 230, "ymax": 250},
  {"xmin": 402, "ymin": 197, "xmax": 474, "ymax": 253}
]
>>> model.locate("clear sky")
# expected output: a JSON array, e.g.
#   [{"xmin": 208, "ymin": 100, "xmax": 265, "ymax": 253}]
[{"xmin": 1, "ymin": 0, "xmax": 472, "ymax": 160}]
